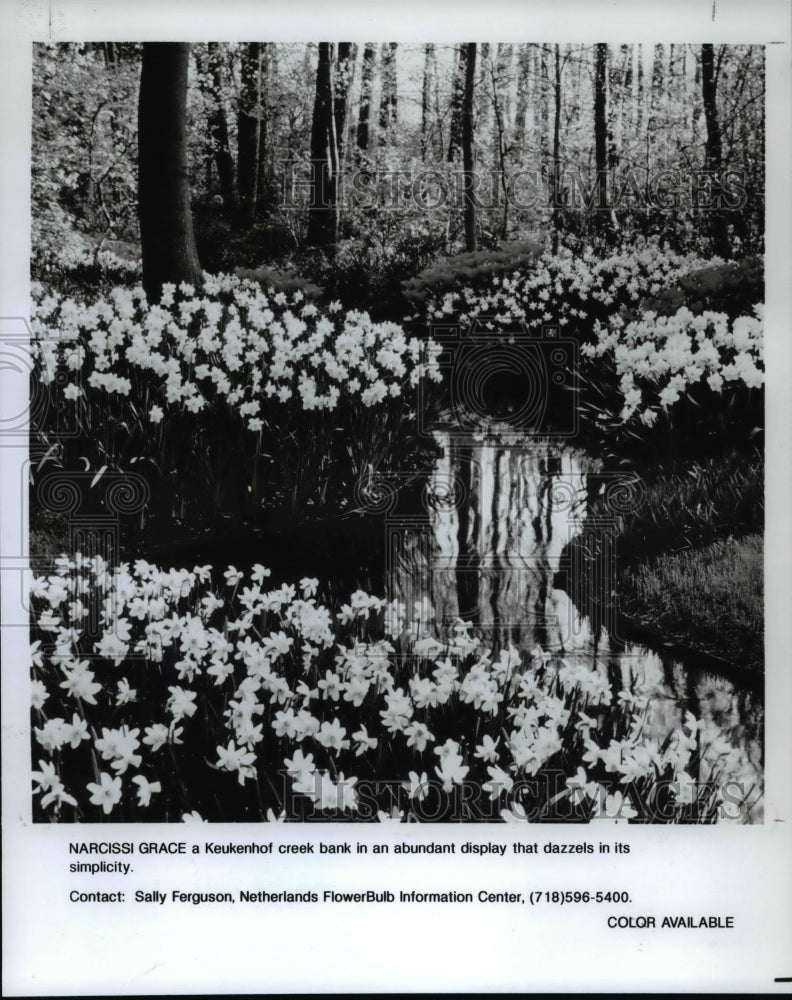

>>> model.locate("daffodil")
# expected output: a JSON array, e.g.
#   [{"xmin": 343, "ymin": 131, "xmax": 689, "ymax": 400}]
[{"xmin": 86, "ymin": 772, "xmax": 123, "ymax": 815}]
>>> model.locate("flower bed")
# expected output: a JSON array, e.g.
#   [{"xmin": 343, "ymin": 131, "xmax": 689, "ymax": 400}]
[
  {"xmin": 580, "ymin": 304, "xmax": 764, "ymax": 427},
  {"xmin": 32, "ymin": 274, "xmax": 442, "ymax": 425},
  {"xmin": 414, "ymin": 243, "xmax": 720, "ymax": 337},
  {"xmin": 30, "ymin": 555, "xmax": 757, "ymax": 823},
  {"xmin": 30, "ymin": 274, "xmax": 444, "ymax": 524}
]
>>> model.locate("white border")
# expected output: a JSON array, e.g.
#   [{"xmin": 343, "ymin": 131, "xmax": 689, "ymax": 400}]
[{"xmin": 2, "ymin": 1, "xmax": 791, "ymax": 994}]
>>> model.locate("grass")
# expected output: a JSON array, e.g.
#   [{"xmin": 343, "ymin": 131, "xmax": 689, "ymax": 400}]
[
  {"xmin": 619, "ymin": 534, "xmax": 763, "ymax": 671},
  {"xmin": 592, "ymin": 449, "xmax": 763, "ymax": 563}
]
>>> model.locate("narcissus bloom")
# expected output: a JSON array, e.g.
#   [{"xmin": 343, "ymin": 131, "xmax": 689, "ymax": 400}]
[{"xmin": 86, "ymin": 772, "xmax": 123, "ymax": 815}]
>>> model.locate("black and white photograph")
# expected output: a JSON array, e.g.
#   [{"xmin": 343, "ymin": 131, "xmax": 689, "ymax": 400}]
[
  {"xmin": 26, "ymin": 36, "xmax": 766, "ymax": 825},
  {"xmin": 2, "ymin": 0, "xmax": 791, "ymax": 994}
]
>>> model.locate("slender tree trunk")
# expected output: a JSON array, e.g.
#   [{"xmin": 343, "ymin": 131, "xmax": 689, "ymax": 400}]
[
  {"xmin": 551, "ymin": 44, "xmax": 562, "ymax": 252},
  {"xmin": 256, "ymin": 45, "xmax": 270, "ymax": 214},
  {"xmin": 538, "ymin": 45, "xmax": 549, "ymax": 186},
  {"xmin": 421, "ymin": 43, "xmax": 436, "ymax": 160},
  {"xmin": 206, "ymin": 42, "xmax": 237, "ymax": 216},
  {"xmin": 356, "ymin": 43, "xmax": 375, "ymax": 152},
  {"xmin": 652, "ymin": 43, "xmax": 665, "ymax": 107},
  {"xmin": 379, "ymin": 42, "xmax": 398, "ymax": 140},
  {"xmin": 477, "ymin": 43, "xmax": 490, "ymax": 132},
  {"xmin": 447, "ymin": 45, "xmax": 467, "ymax": 162},
  {"xmin": 513, "ymin": 45, "xmax": 530, "ymax": 152},
  {"xmin": 306, "ymin": 42, "xmax": 338, "ymax": 251},
  {"xmin": 594, "ymin": 43, "xmax": 609, "ymax": 221},
  {"xmin": 333, "ymin": 42, "xmax": 356, "ymax": 166},
  {"xmin": 701, "ymin": 43, "xmax": 730, "ymax": 257},
  {"xmin": 490, "ymin": 46, "xmax": 511, "ymax": 240},
  {"xmin": 138, "ymin": 42, "xmax": 202, "ymax": 303},
  {"xmin": 636, "ymin": 43, "xmax": 644, "ymax": 131},
  {"xmin": 462, "ymin": 43, "xmax": 477, "ymax": 252},
  {"xmin": 237, "ymin": 42, "xmax": 263, "ymax": 227}
]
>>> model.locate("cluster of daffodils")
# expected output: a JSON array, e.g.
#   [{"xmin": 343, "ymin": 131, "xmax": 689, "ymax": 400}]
[
  {"xmin": 30, "ymin": 554, "xmax": 756, "ymax": 823},
  {"xmin": 33, "ymin": 240, "xmax": 141, "ymax": 283},
  {"xmin": 31, "ymin": 273, "xmax": 443, "ymax": 431},
  {"xmin": 422, "ymin": 244, "xmax": 718, "ymax": 335},
  {"xmin": 581, "ymin": 304, "xmax": 764, "ymax": 425}
]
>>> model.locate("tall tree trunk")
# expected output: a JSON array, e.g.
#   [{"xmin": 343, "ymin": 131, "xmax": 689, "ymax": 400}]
[
  {"xmin": 206, "ymin": 42, "xmax": 237, "ymax": 216},
  {"xmin": 421, "ymin": 43, "xmax": 436, "ymax": 160},
  {"xmin": 551, "ymin": 44, "xmax": 562, "ymax": 251},
  {"xmin": 636, "ymin": 43, "xmax": 644, "ymax": 132},
  {"xmin": 701, "ymin": 43, "xmax": 730, "ymax": 257},
  {"xmin": 462, "ymin": 43, "xmax": 477, "ymax": 252},
  {"xmin": 538, "ymin": 45, "xmax": 549, "ymax": 186},
  {"xmin": 237, "ymin": 42, "xmax": 263, "ymax": 227},
  {"xmin": 512, "ymin": 45, "xmax": 530, "ymax": 152},
  {"xmin": 333, "ymin": 42, "xmax": 356, "ymax": 166},
  {"xmin": 379, "ymin": 42, "xmax": 398, "ymax": 140},
  {"xmin": 306, "ymin": 42, "xmax": 338, "ymax": 251},
  {"xmin": 594, "ymin": 42, "xmax": 609, "ymax": 220},
  {"xmin": 447, "ymin": 44, "xmax": 467, "ymax": 162},
  {"xmin": 651, "ymin": 43, "xmax": 664, "ymax": 111},
  {"xmin": 477, "ymin": 43, "xmax": 491, "ymax": 132},
  {"xmin": 356, "ymin": 43, "xmax": 375, "ymax": 152},
  {"xmin": 491, "ymin": 44, "xmax": 512, "ymax": 239},
  {"xmin": 138, "ymin": 42, "xmax": 202, "ymax": 303},
  {"xmin": 256, "ymin": 45, "xmax": 271, "ymax": 215}
]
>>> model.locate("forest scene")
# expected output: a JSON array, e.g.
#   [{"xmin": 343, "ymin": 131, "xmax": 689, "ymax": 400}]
[{"xmin": 29, "ymin": 41, "xmax": 765, "ymax": 824}]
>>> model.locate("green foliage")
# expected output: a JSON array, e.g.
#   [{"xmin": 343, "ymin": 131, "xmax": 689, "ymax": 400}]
[
  {"xmin": 33, "ymin": 243, "xmax": 141, "ymax": 296},
  {"xmin": 32, "ymin": 43, "xmax": 140, "ymax": 259},
  {"xmin": 403, "ymin": 242, "xmax": 542, "ymax": 311},
  {"xmin": 235, "ymin": 265, "xmax": 324, "ymax": 302},
  {"xmin": 589, "ymin": 450, "xmax": 763, "ymax": 564},
  {"xmin": 636, "ymin": 256, "xmax": 764, "ymax": 321},
  {"xmin": 620, "ymin": 534, "xmax": 763, "ymax": 671}
]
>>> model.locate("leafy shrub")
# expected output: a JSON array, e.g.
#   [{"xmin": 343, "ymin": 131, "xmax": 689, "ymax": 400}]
[
  {"xmin": 324, "ymin": 210, "xmax": 449, "ymax": 319},
  {"xmin": 637, "ymin": 256, "xmax": 764, "ymax": 321},
  {"xmin": 32, "ymin": 242, "xmax": 141, "ymax": 295},
  {"xmin": 403, "ymin": 242, "xmax": 543, "ymax": 310},
  {"xmin": 192, "ymin": 202, "xmax": 301, "ymax": 275},
  {"xmin": 235, "ymin": 265, "xmax": 324, "ymax": 302}
]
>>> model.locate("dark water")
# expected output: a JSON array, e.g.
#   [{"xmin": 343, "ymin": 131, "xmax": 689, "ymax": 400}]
[{"xmin": 385, "ymin": 426, "xmax": 764, "ymax": 822}]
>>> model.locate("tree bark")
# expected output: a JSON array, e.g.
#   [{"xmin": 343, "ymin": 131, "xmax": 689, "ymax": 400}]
[
  {"xmin": 421, "ymin": 43, "xmax": 436, "ymax": 160},
  {"xmin": 551, "ymin": 44, "xmax": 562, "ymax": 251},
  {"xmin": 490, "ymin": 45, "xmax": 512, "ymax": 239},
  {"xmin": 237, "ymin": 42, "xmax": 263, "ymax": 227},
  {"xmin": 513, "ymin": 45, "xmax": 530, "ymax": 152},
  {"xmin": 462, "ymin": 43, "xmax": 477, "ymax": 252},
  {"xmin": 594, "ymin": 42, "xmax": 609, "ymax": 218},
  {"xmin": 356, "ymin": 43, "xmax": 375, "ymax": 152},
  {"xmin": 447, "ymin": 45, "xmax": 467, "ymax": 162},
  {"xmin": 701, "ymin": 43, "xmax": 730, "ymax": 257},
  {"xmin": 306, "ymin": 42, "xmax": 338, "ymax": 251},
  {"xmin": 138, "ymin": 42, "xmax": 202, "ymax": 303},
  {"xmin": 333, "ymin": 42, "xmax": 356, "ymax": 166},
  {"xmin": 206, "ymin": 42, "xmax": 237, "ymax": 216},
  {"xmin": 378, "ymin": 43, "xmax": 398, "ymax": 140}
]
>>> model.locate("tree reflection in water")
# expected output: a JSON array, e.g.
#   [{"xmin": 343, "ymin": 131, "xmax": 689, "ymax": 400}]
[{"xmin": 387, "ymin": 429, "xmax": 763, "ymax": 821}]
